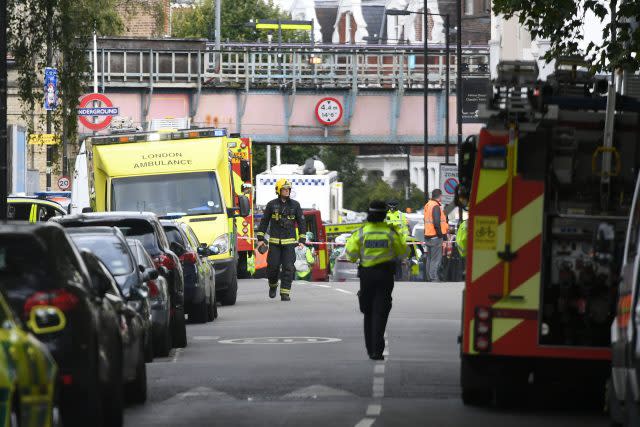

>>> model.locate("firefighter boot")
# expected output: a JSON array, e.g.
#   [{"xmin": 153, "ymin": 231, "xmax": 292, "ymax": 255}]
[
  {"xmin": 280, "ymin": 288, "xmax": 291, "ymax": 301},
  {"xmin": 268, "ymin": 281, "xmax": 278, "ymax": 299}
]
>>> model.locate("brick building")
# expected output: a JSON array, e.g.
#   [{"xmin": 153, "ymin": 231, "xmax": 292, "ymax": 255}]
[{"xmin": 117, "ymin": 0, "xmax": 171, "ymax": 37}]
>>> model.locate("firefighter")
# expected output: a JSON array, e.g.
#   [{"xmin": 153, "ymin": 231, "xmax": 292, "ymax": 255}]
[
  {"xmin": 256, "ymin": 178, "xmax": 307, "ymax": 301},
  {"xmin": 345, "ymin": 200, "xmax": 407, "ymax": 361},
  {"xmin": 424, "ymin": 189, "xmax": 449, "ymax": 282}
]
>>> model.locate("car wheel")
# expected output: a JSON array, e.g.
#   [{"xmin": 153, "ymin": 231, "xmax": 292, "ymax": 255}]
[
  {"xmin": 155, "ymin": 323, "xmax": 173, "ymax": 357},
  {"xmin": 102, "ymin": 341, "xmax": 124, "ymax": 427},
  {"xmin": 207, "ymin": 292, "xmax": 215, "ymax": 322},
  {"xmin": 125, "ymin": 342, "xmax": 148, "ymax": 405},
  {"xmin": 10, "ymin": 393, "xmax": 19, "ymax": 427},
  {"xmin": 172, "ymin": 307, "xmax": 188, "ymax": 348},
  {"xmin": 220, "ymin": 275, "xmax": 238, "ymax": 306},
  {"xmin": 192, "ymin": 296, "xmax": 208, "ymax": 324},
  {"xmin": 144, "ymin": 331, "xmax": 154, "ymax": 363}
]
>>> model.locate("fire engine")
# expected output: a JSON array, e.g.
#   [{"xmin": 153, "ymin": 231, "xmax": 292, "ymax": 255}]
[{"xmin": 458, "ymin": 59, "xmax": 640, "ymax": 405}]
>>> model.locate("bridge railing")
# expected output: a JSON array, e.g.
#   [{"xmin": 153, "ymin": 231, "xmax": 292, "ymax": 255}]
[{"xmin": 91, "ymin": 40, "xmax": 490, "ymax": 90}]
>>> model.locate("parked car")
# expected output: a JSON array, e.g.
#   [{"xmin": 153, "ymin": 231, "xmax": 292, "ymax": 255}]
[
  {"xmin": 7, "ymin": 196, "xmax": 65, "ymax": 222},
  {"xmin": 80, "ymin": 250, "xmax": 148, "ymax": 405},
  {"xmin": 0, "ymin": 222, "xmax": 124, "ymax": 427},
  {"xmin": 66, "ymin": 226, "xmax": 154, "ymax": 362},
  {"xmin": 161, "ymin": 220, "xmax": 217, "ymax": 323},
  {"xmin": 52, "ymin": 212, "xmax": 187, "ymax": 348},
  {"xmin": 127, "ymin": 238, "xmax": 172, "ymax": 357},
  {"xmin": 0, "ymin": 288, "xmax": 60, "ymax": 427}
]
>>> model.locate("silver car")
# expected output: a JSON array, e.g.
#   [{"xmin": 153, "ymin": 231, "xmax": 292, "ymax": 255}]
[{"xmin": 127, "ymin": 239, "xmax": 173, "ymax": 357}]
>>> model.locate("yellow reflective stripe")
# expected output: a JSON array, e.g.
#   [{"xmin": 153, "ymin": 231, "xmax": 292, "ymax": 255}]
[
  {"xmin": 280, "ymin": 288, "xmax": 290, "ymax": 295},
  {"xmin": 256, "ymin": 232, "xmax": 265, "ymax": 236},
  {"xmin": 268, "ymin": 237, "xmax": 297, "ymax": 244},
  {"xmin": 29, "ymin": 205, "xmax": 37, "ymax": 223}
]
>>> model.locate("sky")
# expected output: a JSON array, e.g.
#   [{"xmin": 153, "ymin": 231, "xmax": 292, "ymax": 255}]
[{"xmin": 274, "ymin": 0, "xmax": 294, "ymax": 11}]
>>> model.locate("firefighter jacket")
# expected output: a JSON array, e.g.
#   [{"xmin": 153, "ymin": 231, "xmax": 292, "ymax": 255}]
[
  {"xmin": 424, "ymin": 199, "xmax": 449, "ymax": 238},
  {"xmin": 385, "ymin": 210, "xmax": 410, "ymax": 236},
  {"xmin": 345, "ymin": 222, "xmax": 407, "ymax": 268},
  {"xmin": 256, "ymin": 198, "xmax": 307, "ymax": 246}
]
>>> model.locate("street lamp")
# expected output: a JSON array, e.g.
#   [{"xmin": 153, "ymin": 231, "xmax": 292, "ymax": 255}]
[{"xmin": 385, "ymin": 9, "xmax": 451, "ymax": 203}]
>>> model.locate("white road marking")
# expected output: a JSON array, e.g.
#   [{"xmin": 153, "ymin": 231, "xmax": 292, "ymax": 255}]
[
  {"xmin": 191, "ymin": 336, "xmax": 220, "ymax": 341},
  {"xmin": 282, "ymin": 385, "xmax": 356, "ymax": 399},
  {"xmin": 366, "ymin": 404, "xmax": 382, "ymax": 416},
  {"xmin": 373, "ymin": 377, "xmax": 384, "ymax": 386},
  {"xmin": 334, "ymin": 288, "xmax": 354, "ymax": 295},
  {"xmin": 354, "ymin": 418, "xmax": 376, "ymax": 427},
  {"xmin": 172, "ymin": 348, "xmax": 183, "ymax": 363},
  {"xmin": 374, "ymin": 364, "xmax": 385, "ymax": 375},
  {"xmin": 219, "ymin": 337, "xmax": 342, "ymax": 345}
]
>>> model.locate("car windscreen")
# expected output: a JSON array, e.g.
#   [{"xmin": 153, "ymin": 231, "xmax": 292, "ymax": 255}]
[
  {"xmin": 70, "ymin": 234, "xmax": 133, "ymax": 276},
  {"xmin": 0, "ymin": 235, "xmax": 51, "ymax": 301},
  {"xmin": 111, "ymin": 172, "xmax": 224, "ymax": 217}
]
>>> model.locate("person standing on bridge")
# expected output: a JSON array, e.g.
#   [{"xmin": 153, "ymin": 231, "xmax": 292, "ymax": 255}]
[
  {"xmin": 345, "ymin": 200, "xmax": 407, "ymax": 361},
  {"xmin": 424, "ymin": 189, "xmax": 449, "ymax": 282},
  {"xmin": 256, "ymin": 178, "xmax": 307, "ymax": 301}
]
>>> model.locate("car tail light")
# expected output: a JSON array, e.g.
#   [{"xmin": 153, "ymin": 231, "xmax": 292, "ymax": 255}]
[
  {"xmin": 24, "ymin": 289, "xmax": 79, "ymax": 317},
  {"xmin": 179, "ymin": 251, "xmax": 197, "ymax": 265},
  {"xmin": 154, "ymin": 253, "xmax": 176, "ymax": 270},
  {"xmin": 148, "ymin": 280, "xmax": 160, "ymax": 299},
  {"xmin": 62, "ymin": 375, "xmax": 73, "ymax": 386},
  {"xmin": 473, "ymin": 306, "xmax": 492, "ymax": 353}
]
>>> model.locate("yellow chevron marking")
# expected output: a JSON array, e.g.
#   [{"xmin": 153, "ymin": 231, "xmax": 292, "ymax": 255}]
[
  {"xmin": 492, "ymin": 318, "xmax": 524, "ymax": 343},
  {"xmin": 468, "ymin": 319, "xmax": 477, "ymax": 355},
  {"xmin": 471, "ymin": 195, "xmax": 544, "ymax": 282},
  {"xmin": 492, "ymin": 272, "xmax": 541, "ymax": 310},
  {"xmin": 476, "ymin": 169, "xmax": 507, "ymax": 205}
]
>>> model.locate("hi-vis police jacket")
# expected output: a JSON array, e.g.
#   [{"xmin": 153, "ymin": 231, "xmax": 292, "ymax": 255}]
[
  {"xmin": 257, "ymin": 198, "xmax": 307, "ymax": 245},
  {"xmin": 345, "ymin": 222, "xmax": 407, "ymax": 268}
]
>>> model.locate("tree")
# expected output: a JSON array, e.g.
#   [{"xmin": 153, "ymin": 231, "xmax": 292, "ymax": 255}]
[
  {"xmin": 8, "ymin": 0, "xmax": 124, "ymax": 145},
  {"xmin": 172, "ymin": 0, "xmax": 302, "ymax": 42},
  {"xmin": 492, "ymin": 0, "xmax": 640, "ymax": 73}
]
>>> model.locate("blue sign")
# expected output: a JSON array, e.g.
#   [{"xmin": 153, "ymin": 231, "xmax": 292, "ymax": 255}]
[{"xmin": 43, "ymin": 67, "xmax": 59, "ymax": 111}]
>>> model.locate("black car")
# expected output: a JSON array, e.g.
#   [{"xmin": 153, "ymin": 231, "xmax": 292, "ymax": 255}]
[
  {"xmin": 52, "ymin": 212, "xmax": 187, "ymax": 348},
  {"xmin": 128, "ymin": 238, "xmax": 172, "ymax": 357},
  {"xmin": 80, "ymin": 250, "xmax": 148, "ymax": 405},
  {"xmin": 0, "ymin": 222, "xmax": 124, "ymax": 427},
  {"xmin": 161, "ymin": 220, "xmax": 217, "ymax": 323},
  {"xmin": 66, "ymin": 226, "xmax": 154, "ymax": 362}
]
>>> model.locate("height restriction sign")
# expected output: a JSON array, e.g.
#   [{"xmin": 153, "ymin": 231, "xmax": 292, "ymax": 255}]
[{"xmin": 315, "ymin": 97, "xmax": 343, "ymax": 126}]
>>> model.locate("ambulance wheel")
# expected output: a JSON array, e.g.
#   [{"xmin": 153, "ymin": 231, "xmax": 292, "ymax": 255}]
[
  {"xmin": 462, "ymin": 387, "xmax": 490, "ymax": 406},
  {"xmin": 237, "ymin": 253, "xmax": 249, "ymax": 279},
  {"xmin": 220, "ymin": 276, "xmax": 238, "ymax": 306}
]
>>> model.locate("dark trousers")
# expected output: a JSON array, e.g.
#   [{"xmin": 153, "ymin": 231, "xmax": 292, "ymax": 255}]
[
  {"xmin": 358, "ymin": 264, "xmax": 394, "ymax": 357},
  {"xmin": 266, "ymin": 244, "xmax": 296, "ymax": 294}
]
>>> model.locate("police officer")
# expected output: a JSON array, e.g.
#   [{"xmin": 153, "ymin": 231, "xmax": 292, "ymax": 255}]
[
  {"xmin": 385, "ymin": 199, "xmax": 410, "ymax": 237},
  {"xmin": 345, "ymin": 200, "xmax": 407, "ymax": 360},
  {"xmin": 256, "ymin": 178, "xmax": 307, "ymax": 301}
]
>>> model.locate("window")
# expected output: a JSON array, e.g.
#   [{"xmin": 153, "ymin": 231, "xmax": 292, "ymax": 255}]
[
  {"xmin": 70, "ymin": 234, "xmax": 134, "ymax": 277},
  {"xmin": 7, "ymin": 203, "xmax": 32, "ymax": 220},
  {"xmin": 111, "ymin": 172, "xmax": 224, "ymax": 217}
]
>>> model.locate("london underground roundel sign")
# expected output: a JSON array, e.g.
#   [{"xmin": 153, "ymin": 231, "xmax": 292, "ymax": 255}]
[
  {"xmin": 315, "ymin": 97, "xmax": 343, "ymax": 126},
  {"xmin": 77, "ymin": 93, "xmax": 119, "ymax": 131}
]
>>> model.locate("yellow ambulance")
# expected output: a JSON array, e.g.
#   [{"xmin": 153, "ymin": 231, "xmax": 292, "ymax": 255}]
[{"xmin": 85, "ymin": 128, "xmax": 250, "ymax": 305}]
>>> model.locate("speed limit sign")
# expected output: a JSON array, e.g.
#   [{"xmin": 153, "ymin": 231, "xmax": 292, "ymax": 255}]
[
  {"xmin": 315, "ymin": 97, "xmax": 343, "ymax": 126},
  {"xmin": 57, "ymin": 176, "xmax": 71, "ymax": 191}
]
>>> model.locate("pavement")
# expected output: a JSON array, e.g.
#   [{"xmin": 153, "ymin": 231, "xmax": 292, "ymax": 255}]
[{"xmin": 124, "ymin": 279, "xmax": 607, "ymax": 427}]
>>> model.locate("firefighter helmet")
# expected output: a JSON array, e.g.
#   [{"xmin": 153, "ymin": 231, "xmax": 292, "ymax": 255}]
[{"xmin": 275, "ymin": 178, "xmax": 292, "ymax": 195}]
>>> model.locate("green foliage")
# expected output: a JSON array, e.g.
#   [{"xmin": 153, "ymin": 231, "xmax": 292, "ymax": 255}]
[
  {"xmin": 172, "ymin": 0, "xmax": 299, "ymax": 42},
  {"xmin": 492, "ymin": 0, "xmax": 640, "ymax": 73},
  {"xmin": 8, "ymin": 0, "xmax": 124, "ymax": 144}
]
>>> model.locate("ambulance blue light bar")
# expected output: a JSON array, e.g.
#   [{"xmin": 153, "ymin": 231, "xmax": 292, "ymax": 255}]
[{"xmin": 90, "ymin": 128, "xmax": 228, "ymax": 145}]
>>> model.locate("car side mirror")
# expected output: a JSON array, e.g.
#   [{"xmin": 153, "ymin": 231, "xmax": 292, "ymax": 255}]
[
  {"xmin": 142, "ymin": 268, "xmax": 159, "ymax": 282},
  {"xmin": 170, "ymin": 241, "xmax": 186, "ymax": 257},
  {"xmin": 28, "ymin": 306, "xmax": 66, "ymax": 334}
]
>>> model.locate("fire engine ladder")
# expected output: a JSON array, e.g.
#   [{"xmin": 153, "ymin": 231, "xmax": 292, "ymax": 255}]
[{"xmin": 599, "ymin": 77, "xmax": 618, "ymax": 211}]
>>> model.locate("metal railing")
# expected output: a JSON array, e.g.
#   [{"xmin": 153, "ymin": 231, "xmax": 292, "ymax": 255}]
[{"xmin": 91, "ymin": 40, "xmax": 490, "ymax": 90}]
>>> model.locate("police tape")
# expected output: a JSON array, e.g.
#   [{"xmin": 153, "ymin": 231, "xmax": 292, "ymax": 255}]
[{"xmin": 237, "ymin": 236, "xmax": 435, "ymax": 246}]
